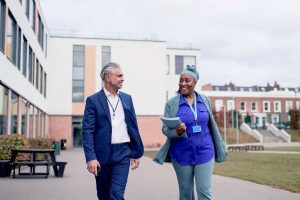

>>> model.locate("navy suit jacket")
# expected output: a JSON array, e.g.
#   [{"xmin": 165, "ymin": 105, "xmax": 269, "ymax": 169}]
[{"xmin": 82, "ymin": 89, "xmax": 144, "ymax": 164}]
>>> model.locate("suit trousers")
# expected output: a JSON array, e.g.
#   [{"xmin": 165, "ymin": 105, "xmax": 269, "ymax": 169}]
[
  {"xmin": 171, "ymin": 158, "xmax": 214, "ymax": 200},
  {"xmin": 95, "ymin": 143, "xmax": 131, "ymax": 200}
]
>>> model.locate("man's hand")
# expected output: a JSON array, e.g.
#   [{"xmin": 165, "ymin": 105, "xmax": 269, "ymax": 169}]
[
  {"xmin": 87, "ymin": 160, "xmax": 101, "ymax": 176},
  {"xmin": 131, "ymin": 159, "xmax": 140, "ymax": 170},
  {"xmin": 176, "ymin": 123, "xmax": 186, "ymax": 136}
]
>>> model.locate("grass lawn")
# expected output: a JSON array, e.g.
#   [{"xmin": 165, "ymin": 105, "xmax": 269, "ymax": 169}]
[
  {"xmin": 287, "ymin": 129, "xmax": 300, "ymax": 142},
  {"xmin": 144, "ymin": 151, "xmax": 300, "ymax": 193},
  {"xmin": 265, "ymin": 146, "xmax": 300, "ymax": 152}
]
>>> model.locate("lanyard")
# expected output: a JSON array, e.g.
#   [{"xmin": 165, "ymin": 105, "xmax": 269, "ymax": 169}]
[
  {"xmin": 185, "ymin": 93, "xmax": 197, "ymax": 122},
  {"xmin": 107, "ymin": 96, "xmax": 120, "ymax": 118}
]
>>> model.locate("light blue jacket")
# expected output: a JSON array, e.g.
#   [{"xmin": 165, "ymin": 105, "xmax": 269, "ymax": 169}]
[{"xmin": 153, "ymin": 93, "xmax": 227, "ymax": 164}]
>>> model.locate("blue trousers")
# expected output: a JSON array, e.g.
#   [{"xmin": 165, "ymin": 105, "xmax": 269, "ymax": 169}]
[
  {"xmin": 95, "ymin": 143, "xmax": 131, "ymax": 200},
  {"xmin": 172, "ymin": 158, "xmax": 214, "ymax": 200}
]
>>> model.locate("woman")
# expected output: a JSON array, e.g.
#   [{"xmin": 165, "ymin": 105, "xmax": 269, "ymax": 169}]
[{"xmin": 154, "ymin": 65, "xmax": 227, "ymax": 200}]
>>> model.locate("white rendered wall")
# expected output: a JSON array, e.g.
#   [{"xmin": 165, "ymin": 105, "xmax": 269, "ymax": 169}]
[
  {"xmin": 166, "ymin": 48, "xmax": 201, "ymax": 101},
  {"xmin": 1, "ymin": 1, "xmax": 48, "ymax": 111},
  {"xmin": 48, "ymin": 37, "xmax": 167, "ymax": 115}
]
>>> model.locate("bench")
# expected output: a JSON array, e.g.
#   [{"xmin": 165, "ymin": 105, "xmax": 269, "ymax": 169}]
[
  {"xmin": 11, "ymin": 161, "xmax": 52, "ymax": 178},
  {"xmin": 10, "ymin": 149, "xmax": 68, "ymax": 178},
  {"xmin": 227, "ymin": 145, "xmax": 264, "ymax": 152}
]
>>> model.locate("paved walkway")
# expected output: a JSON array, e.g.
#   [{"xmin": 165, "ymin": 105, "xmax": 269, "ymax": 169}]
[{"xmin": 0, "ymin": 149, "xmax": 299, "ymax": 200}]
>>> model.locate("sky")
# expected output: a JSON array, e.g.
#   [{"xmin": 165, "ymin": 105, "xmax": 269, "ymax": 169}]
[{"xmin": 39, "ymin": 0, "xmax": 300, "ymax": 87}]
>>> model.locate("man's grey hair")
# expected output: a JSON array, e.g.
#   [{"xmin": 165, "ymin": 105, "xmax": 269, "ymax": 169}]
[{"xmin": 100, "ymin": 62, "xmax": 121, "ymax": 81}]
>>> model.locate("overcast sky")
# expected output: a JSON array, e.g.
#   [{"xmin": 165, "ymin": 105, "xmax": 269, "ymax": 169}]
[{"xmin": 40, "ymin": 0, "xmax": 300, "ymax": 87}]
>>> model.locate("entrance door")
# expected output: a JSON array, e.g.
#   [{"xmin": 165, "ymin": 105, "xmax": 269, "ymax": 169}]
[{"xmin": 72, "ymin": 116, "xmax": 83, "ymax": 147}]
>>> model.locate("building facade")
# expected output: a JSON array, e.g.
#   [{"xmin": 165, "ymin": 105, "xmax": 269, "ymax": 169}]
[
  {"xmin": 0, "ymin": 0, "xmax": 201, "ymax": 148},
  {"xmin": 202, "ymin": 82, "xmax": 300, "ymax": 128}
]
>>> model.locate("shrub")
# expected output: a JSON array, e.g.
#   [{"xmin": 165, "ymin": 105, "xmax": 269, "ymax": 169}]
[
  {"xmin": 0, "ymin": 135, "xmax": 52, "ymax": 160},
  {"xmin": 0, "ymin": 135, "xmax": 28, "ymax": 160}
]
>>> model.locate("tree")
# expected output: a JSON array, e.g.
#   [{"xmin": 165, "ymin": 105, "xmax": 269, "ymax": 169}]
[{"xmin": 289, "ymin": 109, "xmax": 300, "ymax": 129}]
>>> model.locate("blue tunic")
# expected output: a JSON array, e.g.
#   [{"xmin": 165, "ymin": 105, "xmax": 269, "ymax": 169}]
[{"xmin": 169, "ymin": 93, "xmax": 215, "ymax": 165}]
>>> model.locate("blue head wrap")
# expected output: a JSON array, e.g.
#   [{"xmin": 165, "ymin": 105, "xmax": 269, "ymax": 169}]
[{"xmin": 180, "ymin": 65, "xmax": 199, "ymax": 81}]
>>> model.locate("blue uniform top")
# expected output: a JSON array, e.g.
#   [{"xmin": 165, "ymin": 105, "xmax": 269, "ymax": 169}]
[{"xmin": 169, "ymin": 93, "xmax": 215, "ymax": 165}]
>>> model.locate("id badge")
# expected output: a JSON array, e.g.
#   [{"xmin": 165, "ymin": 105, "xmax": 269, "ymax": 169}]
[{"xmin": 192, "ymin": 125, "xmax": 201, "ymax": 133}]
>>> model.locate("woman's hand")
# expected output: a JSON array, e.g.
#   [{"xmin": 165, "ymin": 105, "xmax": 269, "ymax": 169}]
[{"xmin": 176, "ymin": 123, "xmax": 186, "ymax": 136}]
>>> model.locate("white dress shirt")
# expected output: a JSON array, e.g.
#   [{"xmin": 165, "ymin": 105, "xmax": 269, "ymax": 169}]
[{"xmin": 103, "ymin": 88, "xmax": 130, "ymax": 144}]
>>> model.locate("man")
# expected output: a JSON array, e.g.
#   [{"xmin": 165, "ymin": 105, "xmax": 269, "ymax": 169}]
[{"xmin": 82, "ymin": 62, "xmax": 144, "ymax": 200}]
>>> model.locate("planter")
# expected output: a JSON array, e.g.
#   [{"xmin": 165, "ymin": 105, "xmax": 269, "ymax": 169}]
[{"xmin": 0, "ymin": 160, "xmax": 12, "ymax": 177}]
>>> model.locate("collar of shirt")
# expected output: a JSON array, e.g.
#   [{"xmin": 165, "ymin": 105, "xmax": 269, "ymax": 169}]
[
  {"xmin": 179, "ymin": 93, "xmax": 203, "ymax": 106},
  {"xmin": 103, "ymin": 87, "xmax": 120, "ymax": 98}
]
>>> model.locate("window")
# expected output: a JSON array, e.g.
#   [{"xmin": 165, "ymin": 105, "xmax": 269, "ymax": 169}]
[
  {"xmin": 240, "ymin": 102, "xmax": 246, "ymax": 111},
  {"xmin": 102, "ymin": 46, "xmax": 111, "ymax": 67},
  {"xmin": 166, "ymin": 55, "xmax": 170, "ymax": 75},
  {"xmin": 17, "ymin": 27, "xmax": 22, "ymax": 70},
  {"xmin": 73, "ymin": 45, "xmax": 85, "ymax": 102},
  {"xmin": 20, "ymin": 98, "xmax": 27, "ymax": 135},
  {"xmin": 227, "ymin": 100, "xmax": 235, "ymax": 111},
  {"xmin": 22, "ymin": 36, "xmax": 28, "ymax": 77},
  {"xmin": 285, "ymin": 101, "xmax": 293, "ymax": 113},
  {"xmin": 39, "ymin": 65, "xmax": 43, "ymax": 93},
  {"xmin": 175, "ymin": 56, "xmax": 196, "ymax": 74},
  {"xmin": 251, "ymin": 102, "xmax": 257, "ymax": 111},
  {"xmin": 215, "ymin": 100, "xmax": 223, "ymax": 112},
  {"xmin": 274, "ymin": 101, "xmax": 281, "ymax": 113},
  {"xmin": 25, "ymin": 0, "xmax": 29, "ymax": 19},
  {"xmin": 263, "ymin": 101, "xmax": 270, "ymax": 112},
  {"xmin": 28, "ymin": 46, "xmax": 33, "ymax": 83},
  {"xmin": 11, "ymin": 92, "xmax": 18, "ymax": 134},
  {"xmin": 0, "ymin": 0, "xmax": 6, "ymax": 52},
  {"xmin": 44, "ymin": 73, "xmax": 47, "ymax": 97},
  {"xmin": 29, "ymin": 0, "xmax": 35, "ymax": 31},
  {"xmin": 45, "ymin": 34, "xmax": 47, "ymax": 57},
  {"xmin": 0, "ymin": 84, "xmax": 8, "ymax": 135},
  {"xmin": 296, "ymin": 101, "xmax": 300, "ymax": 110},
  {"xmin": 35, "ymin": 59, "xmax": 39, "ymax": 89},
  {"xmin": 7, "ymin": 11, "xmax": 17, "ymax": 64},
  {"xmin": 37, "ymin": 14, "xmax": 44, "ymax": 49},
  {"xmin": 28, "ymin": 104, "xmax": 34, "ymax": 137}
]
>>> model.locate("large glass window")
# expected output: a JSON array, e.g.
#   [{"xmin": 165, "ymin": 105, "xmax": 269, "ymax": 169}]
[
  {"xmin": 35, "ymin": 59, "xmax": 39, "ymax": 90},
  {"xmin": 20, "ymin": 98, "xmax": 27, "ymax": 135},
  {"xmin": 7, "ymin": 11, "xmax": 17, "ymax": 64},
  {"xmin": 0, "ymin": 85, "xmax": 8, "ymax": 135},
  {"xmin": 35, "ymin": 108, "xmax": 40, "ymax": 137},
  {"xmin": 0, "ymin": 0, "xmax": 6, "ymax": 52},
  {"xmin": 72, "ymin": 45, "xmax": 85, "ymax": 102},
  {"xmin": 11, "ymin": 92, "xmax": 18, "ymax": 134},
  {"xmin": 29, "ymin": 0, "xmax": 35, "ymax": 31},
  {"xmin": 17, "ymin": 27, "xmax": 22, "ymax": 70},
  {"xmin": 28, "ymin": 104, "xmax": 34, "ymax": 137},
  {"xmin": 38, "ymin": 14, "xmax": 44, "ymax": 49},
  {"xmin": 175, "ymin": 56, "xmax": 196, "ymax": 74},
  {"xmin": 25, "ymin": 0, "xmax": 29, "ymax": 19},
  {"xmin": 28, "ymin": 47, "xmax": 33, "ymax": 82},
  {"xmin": 44, "ymin": 72, "xmax": 47, "ymax": 98},
  {"xmin": 102, "ymin": 46, "xmax": 111, "ymax": 67},
  {"xmin": 39, "ymin": 65, "xmax": 43, "ymax": 93},
  {"xmin": 22, "ymin": 36, "xmax": 28, "ymax": 77}
]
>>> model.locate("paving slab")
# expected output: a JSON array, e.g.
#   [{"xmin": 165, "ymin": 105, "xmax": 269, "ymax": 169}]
[{"xmin": 0, "ymin": 149, "xmax": 299, "ymax": 200}]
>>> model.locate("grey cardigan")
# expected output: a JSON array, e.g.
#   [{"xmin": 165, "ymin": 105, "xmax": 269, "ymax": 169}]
[{"xmin": 153, "ymin": 93, "xmax": 227, "ymax": 164}]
